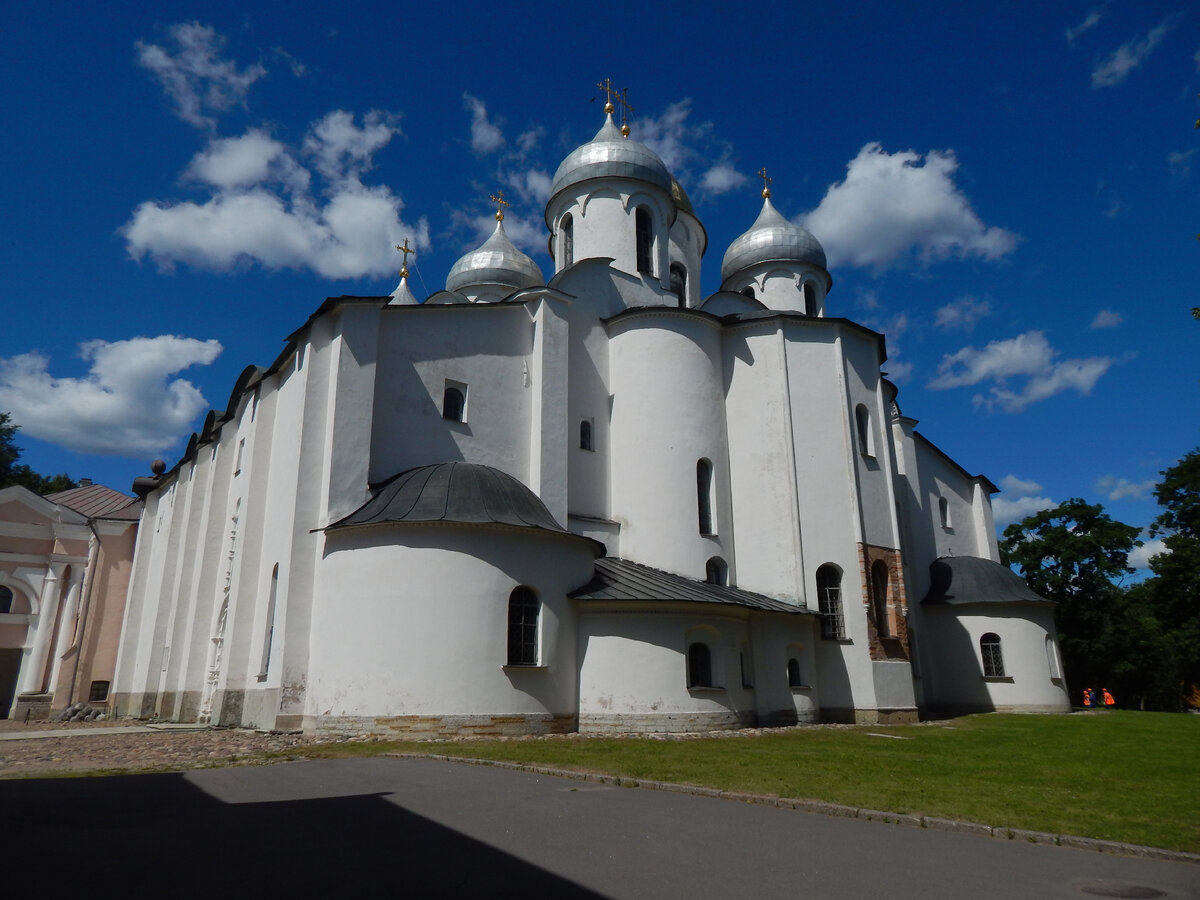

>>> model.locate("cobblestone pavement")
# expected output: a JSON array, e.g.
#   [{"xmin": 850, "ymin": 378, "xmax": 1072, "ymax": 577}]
[{"xmin": 0, "ymin": 719, "xmax": 318, "ymax": 778}]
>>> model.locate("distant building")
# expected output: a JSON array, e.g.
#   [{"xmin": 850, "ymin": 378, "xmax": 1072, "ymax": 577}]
[
  {"xmin": 0, "ymin": 482, "xmax": 141, "ymax": 719},
  {"xmin": 113, "ymin": 102, "xmax": 1069, "ymax": 736}
]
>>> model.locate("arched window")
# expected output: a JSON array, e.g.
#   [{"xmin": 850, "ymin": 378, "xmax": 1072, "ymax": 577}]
[
  {"xmin": 635, "ymin": 207, "xmax": 653, "ymax": 274},
  {"xmin": 705, "ymin": 557, "xmax": 727, "ymax": 586},
  {"xmin": 258, "ymin": 563, "xmax": 279, "ymax": 679},
  {"xmin": 561, "ymin": 213, "xmax": 574, "ymax": 268},
  {"xmin": 443, "ymin": 385, "xmax": 466, "ymax": 422},
  {"xmin": 670, "ymin": 263, "xmax": 687, "ymax": 307},
  {"xmin": 787, "ymin": 657, "xmax": 803, "ymax": 688},
  {"xmin": 507, "ymin": 586, "xmax": 539, "ymax": 666},
  {"xmin": 579, "ymin": 418, "xmax": 593, "ymax": 451},
  {"xmin": 687, "ymin": 642, "xmax": 713, "ymax": 688},
  {"xmin": 816, "ymin": 565, "xmax": 844, "ymax": 640},
  {"xmin": 803, "ymin": 282, "xmax": 817, "ymax": 316},
  {"xmin": 0, "ymin": 586, "xmax": 12, "ymax": 615},
  {"xmin": 981, "ymin": 633, "xmax": 1005, "ymax": 677},
  {"xmin": 855, "ymin": 404, "xmax": 874, "ymax": 458},
  {"xmin": 1045, "ymin": 635, "xmax": 1061, "ymax": 679},
  {"xmin": 938, "ymin": 496, "xmax": 951, "ymax": 529},
  {"xmin": 696, "ymin": 458, "xmax": 714, "ymax": 535},
  {"xmin": 872, "ymin": 560, "xmax": 890, "ymax": 638}
]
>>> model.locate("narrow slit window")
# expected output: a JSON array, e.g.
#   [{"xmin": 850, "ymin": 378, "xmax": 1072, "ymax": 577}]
[
  {"xmin": 635, "ymin": 207, "xmax": 653, "ymax": 274},
  {"xmin": 561, "ymin": 213, "xmax": 574, "ymax": 268},
  {"xmin": 872, "ymin": 560, "xmax": 890, "ymax": 638},
  {"xmin": 697, "ymin": 459, "xmax": 714, "ymax": 535},
  {"xmin": 580, "ymin": 418, "xmax": 593, "ymax": 451}
]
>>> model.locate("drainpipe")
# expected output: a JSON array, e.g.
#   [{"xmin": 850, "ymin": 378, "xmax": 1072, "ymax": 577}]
[{"xmin": 64, "ymin": 523, "xmax": 101, "ymax": 708}]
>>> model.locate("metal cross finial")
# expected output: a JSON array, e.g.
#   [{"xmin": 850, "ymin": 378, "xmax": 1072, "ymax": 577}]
[
  {"xmin": 758, "ymin": 167, "xmax": 773, "ymax": 199},
  {"xmin": 615, "ymin": 87, "xmax": 634, "ymax": 138},
  {"xmin": 394, "ymin": 238, "xmax": 414, "ymax": 277},
  {"xmin": 490, "ymin": 191, "xmax": 509, "ymax": 221},
  {"xmin": 596, "ymin": 78, "xmax": 617, "ymax": 114}
]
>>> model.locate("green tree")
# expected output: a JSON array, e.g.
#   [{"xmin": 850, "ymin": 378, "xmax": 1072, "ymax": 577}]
[
  {"xmin": 1144, "ymin": 449, "xmax": 1200, "ymax": 708},
  {"xmin": 1000, "ymin": 499, "xmax": 1142, "ymax": 705},
  {"xmin": 0, "ymin": 412, "xmax": 77, "ymax": 495}
]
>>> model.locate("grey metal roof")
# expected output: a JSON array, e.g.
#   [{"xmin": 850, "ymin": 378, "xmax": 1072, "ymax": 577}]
[
  {"xmin": 46, "ymin": 483, "xmax": 141, "ymax": 520},
  {"xmin": 571, "ymin": 557, "xmax": 816, "ymax": 615},
  {"xmin": 921, "ymin": 556, "xmax": 1051, "ymax": 606},
  {"xmin": 720, "ymin": 196, "xmax": 827, "ymax": 284},
  {"xmin": 446, "ymin": 220, "xmax": 543, "ymax": 294},
  {"xmin": 549, "ymin": 114, "xmax": 674, "ymax": 211},
  {"xmin": 328, "ymin": 462, "xmax": 570, "ymax": 535}
]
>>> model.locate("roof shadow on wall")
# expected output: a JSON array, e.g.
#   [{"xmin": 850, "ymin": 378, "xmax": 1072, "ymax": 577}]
[{"xmin": 0, "ymin": 770, "xmax": 603, "ymax": 896}]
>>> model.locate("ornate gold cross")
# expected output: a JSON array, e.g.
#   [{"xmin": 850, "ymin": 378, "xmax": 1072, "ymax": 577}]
[
  {"xmin": 394, "ymin": 238, "xmax": 414, "ymax": 276},
  {"xmin": 758, "ymin": 167, "xmax": 773, "ymax": 199},
  {"xmin": 490, "ymin": 190, "xmax": 509, "ymax": 221},
  {"xmin": 615, "ymin": 87, "xmax": 633, "ymax": 137},
  {"xmin": 596, "ymin": 77, "xmax": 617, "ymax": 113}
]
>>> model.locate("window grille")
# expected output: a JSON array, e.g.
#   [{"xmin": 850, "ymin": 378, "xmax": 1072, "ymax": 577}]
[
  {"xmin": 981, "ymin": 633, "xmax": 1005, "ymax": 677},
  {"xmin": 816, "ymin": 565, "xmax": 845, "ymax": 640},
  {"xmin": 507, "ymin": 587, "xmax": 539, "ymax": 666}
]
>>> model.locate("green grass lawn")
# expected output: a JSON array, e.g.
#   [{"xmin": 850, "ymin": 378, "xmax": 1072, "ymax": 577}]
[{"xmin": 285, "ymin": 711, "xmax": 1200, "ymax": 853}]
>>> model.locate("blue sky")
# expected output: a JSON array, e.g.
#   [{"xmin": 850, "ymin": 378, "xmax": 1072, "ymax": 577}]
[{"xmin": 1, "ymin": 1, "xmax": 1196, "ymax": 567}]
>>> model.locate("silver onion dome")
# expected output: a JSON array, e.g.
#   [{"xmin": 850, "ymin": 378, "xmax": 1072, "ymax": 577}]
[
  {"xmin": 446, "ymin": 219, "xmax": 543, "ymax": 294},
  {"xmin": 720, "ymin": 196, "xmax": 827, "ymax": 285},
  {"xmin": 548, "ymin": 114, "xmax": 674, "ymax": 213}
]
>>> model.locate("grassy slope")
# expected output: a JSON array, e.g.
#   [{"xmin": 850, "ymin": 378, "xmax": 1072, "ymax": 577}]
[{"xmin": 289, "ymin": 712, "xmax": 1199, "ymax": 853}]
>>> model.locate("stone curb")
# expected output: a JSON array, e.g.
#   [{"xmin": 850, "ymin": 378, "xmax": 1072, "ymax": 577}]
[{"xmin": 388, "ymin": 752, "xmax": 1200, "ymax": 866}]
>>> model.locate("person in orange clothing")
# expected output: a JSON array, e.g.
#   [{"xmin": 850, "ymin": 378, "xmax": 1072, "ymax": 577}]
[
  {"xmin": 1102, "ymin": 687, "xmax": 1115, "ymax": 708},
  {"xmin": 1083, "ymin": 688, "xmax": 1092, "ymax": 707}
]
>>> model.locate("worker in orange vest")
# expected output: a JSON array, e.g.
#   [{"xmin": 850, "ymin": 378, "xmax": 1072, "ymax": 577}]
[
  {"xmin": 1082, "ymin": 688, "xmax": 1092, "ymax": 707},
  {"xmin": 1102, "ymin": 688, "xmax": 1115, "ymax": 708}
]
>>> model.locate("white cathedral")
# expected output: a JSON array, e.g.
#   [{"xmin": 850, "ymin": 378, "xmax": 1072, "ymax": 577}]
[{"xmin": 112, "ymin": 100, "xmax": 1071, "ymax": 736}]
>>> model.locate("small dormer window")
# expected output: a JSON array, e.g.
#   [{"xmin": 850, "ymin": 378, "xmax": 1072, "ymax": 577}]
[{"xmin": 635, "ymin": 207, "xmax": 653, "ymax": 274}]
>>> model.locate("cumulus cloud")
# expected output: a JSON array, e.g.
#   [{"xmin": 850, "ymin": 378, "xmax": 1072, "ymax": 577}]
[
  {"xmin": 935, "ymin": 296, "xmax": 991, "ymax": 331},
  {"xmin": 136, "ymin": 22, "xmax": 266, "ymax": 129},
  {"xmin": 1128, "ymin": 538, "xmax": 1168, "ymax": 569},
  {"xmin": 464, "ymin": 93, "xmax": 505, "ymax": 154},
  {"xmin": 1168, "ymin": 148, "xmax": 1195, "ymax": 178},
  {"xmin": 801, "ymin": 143, "xmax": 1019, "ymax": 270},
  {"xmin": 1092, "ymin": 16, "xmax": 1178, "ymax": 88},
  {"xmin": 1090, "ymin": 309, "xmax": 1123, "ymax": 329},
  {"xmin": 992, "ymin": 474, "xmax": 1055, "ymax": 527},
  {"xmin": 124, "ymin": 111, "xmax": 430, "ymax": 279},
  {"xmin": 0, "ymin": 337, "xmax": 222, "ymax": 457},
  {"xmin": 1066, "ymin": 5, "xmax": 1107, "ymax": 45},
  {"xmin": 927, "ymin": 330, "xmax": 1113, "ymax": 412},
  {"xmin": 635, "ymin": 99, "xmax": 747, "ymax": 198},
  {"xmin": 1095, "ymin": 475, "xmax": 1156, "ymax": 501}
]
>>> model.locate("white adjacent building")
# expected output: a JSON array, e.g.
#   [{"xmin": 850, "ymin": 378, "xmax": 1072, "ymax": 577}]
[{"xmin": 112, "ymin": 104, "xmax": 1070, "ymax": 736}]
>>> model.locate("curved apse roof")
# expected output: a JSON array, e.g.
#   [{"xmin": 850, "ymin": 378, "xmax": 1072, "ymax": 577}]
[
  {"xmin": 921, "ymin": 556, "xmax": 1051, "ymax": 606},
  {"xmin": 328, "ymin": 462, "xmax": 584, "ymax": 541}
]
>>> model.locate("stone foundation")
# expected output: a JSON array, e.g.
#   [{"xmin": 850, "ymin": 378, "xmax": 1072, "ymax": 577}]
[
  {"xmin": 821, "ymin": 706, "xmax": 919, "ymax": 725},
  {"xmin": 579, "ymin": 709, "xmax": 757, "ymax": 734},
  {"xmin": 306, "ymin": 712, "xmax": 579, "ymax": 739},
  {"xmin": 11, "ymin": 692, "xmax": 52, "ymax": 722}
]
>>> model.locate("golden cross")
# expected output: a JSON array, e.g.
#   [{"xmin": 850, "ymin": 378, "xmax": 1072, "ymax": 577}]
[
  {"xmin": 615, "ymin": 87, "xmax": 633, "ymax": 137},
  {"xmin": 596, "ymin": 77, "xmax": 617, "ymax": 113},
  {"xmin": 394, "ymin": 238, "xmax": 414, "ymax": 276},
  {"xmin": 490, "ymin": 190, "xmax": 509, "ymax": 221},
  {"xmin": 758, "ymin": 167, "xmax": 773, "ymax": 199}
]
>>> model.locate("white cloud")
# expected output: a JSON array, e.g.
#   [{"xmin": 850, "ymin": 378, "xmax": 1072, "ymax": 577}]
[
  {"xmin": 1090, "ymin": 309, "xmax": 1123, "ymax": 329},
  {"xmin": 993, "ymin": 494, "xmax": 1056, "ymax": 527},
  {"xmin": 801, "ymin": 143, "xmax": 1019, "ymax": 270},
  {"xmin": 1092, "ymin": 17, "xmax": 1178, "ymax": 88},
  {"xmin": 1095, "ymin": 475, "xmax": 1156, "ymax": 501},
  {"xmin": 0, "ymin": 337, "xmax": 222, "ymax": 457},
  {"xmin": 271, "ymin": 46, "xmax": 307, "ymax": 77},
  {"xmin": 136, "ymin": 22, "xmax": 266, "ymax": 129},
  {"xmin": 1168, "ymin": 148, "xmax": 1196, "ymax": 178},
  {"xmin": 928, "ymin": 330, "xmax": 1113, "ymax": 412},
  {"xmin": 701, "ymin": 163, "xmax": 747, "ymax": 196},
  {"xmin": 464, "ymin": 93, "xmax": 505, "ymax": 154},
  {"xmin": 124, "ymin": 113, "xmax": 430, "ymax": 279},
  {"xmin": 1066, "ymin": 6, "xmax": 1107, "ymax": 45},
  {"xmin": 454, "ymin": 210, "xmax": 546, "ymax": 259},
  {"xmin": 1000, "ymin": 474, "xmax": 1044, "ymax": 495},
  {"xmin": 935, "ymin": 296, "xmax": 991, "ymax": 331},
  {"xmin": 885, "ymin": 360, "xmax": 913, "ymax": 383},
  {"xmin": 1128, "ymin": 538, "xmax": 1168, "ymax": 569}
]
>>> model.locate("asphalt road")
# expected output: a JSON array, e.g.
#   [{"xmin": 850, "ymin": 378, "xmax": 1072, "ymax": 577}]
[{"xmin": 3, "ymin": 757, "xmax": 1196, "ymax": 899}]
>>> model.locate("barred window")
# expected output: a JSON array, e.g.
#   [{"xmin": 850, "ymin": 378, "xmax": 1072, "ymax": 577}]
[
  {"xmin": 687, "ymin": 642, "xmax": 713, "ymax": 688},
  {"xmin": 816, "ymin": 565, "xmax": 845, "ymax": 640},
  {"xmin": 981, "ymin": 633, "xmax": 1005, "ymax": 678},
  {"xmin": 89, "ymin": 681, "xmax": 110, "ymax": 702},
  {"xmin": 507, "ymin": 587, "xmax": 539, "ymax": 667}
]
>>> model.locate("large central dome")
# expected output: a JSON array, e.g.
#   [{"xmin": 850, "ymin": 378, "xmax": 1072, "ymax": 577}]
[{"xmin": 547, "ymin": 114, "xmax": 673, "ymax": 218}]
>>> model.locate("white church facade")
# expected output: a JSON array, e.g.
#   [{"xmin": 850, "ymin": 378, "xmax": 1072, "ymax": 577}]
[{"xmin": 112, "ymin": 102, "xmax": 1070, "ymax": 736}]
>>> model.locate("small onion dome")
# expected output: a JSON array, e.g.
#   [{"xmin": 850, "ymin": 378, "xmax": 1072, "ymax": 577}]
[
  {"xmin": 446, "ymin": 219, "xmax": 543, "ymax": 295},
  {"xmin": 387, "ymin": 274, "xmax": 419, "ymax": 306},
  {"xmin": 720, "ymin": 196, "xmax": 827, "ymax": 286},
  {"xmin": 547, "ymin": 114, "xmax": 673, "ymax": 223}
]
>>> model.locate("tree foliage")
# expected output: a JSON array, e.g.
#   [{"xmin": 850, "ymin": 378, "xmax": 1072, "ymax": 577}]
[{"xmin": 0, "ymin": 412, "xmax": 77, "ymax": 495}]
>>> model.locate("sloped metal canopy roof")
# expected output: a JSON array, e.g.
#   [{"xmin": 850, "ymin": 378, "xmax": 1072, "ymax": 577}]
[
  {"xmin": 921, "ymin": 556, "xmax": 1051, "ymax": 606},
  {"xmin": 571, "ymin": 557, "xmax": 816, "ymax": 615},
  {"xmin": 328, "ymin": 462, "xmax": 587, "ymax": 543},
  {"xmin": 45, "ymin": 483, "xmax": 141, "ymax": 520}
]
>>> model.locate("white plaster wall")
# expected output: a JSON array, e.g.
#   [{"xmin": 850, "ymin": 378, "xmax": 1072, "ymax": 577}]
[
  {"xmin": 548, "ymin": 183, "xmax": 673, "ymax": 287},
  {"xmin": 667, "ymin": 210, "xmax": 704, "ymax": 308},
  {"xmin": 608, "ymin": 314, "xmax": 732, "ymax": 581},
  {"xmin": 370, "ymin": 305, "xmax": 534, "ymax": 485},
  {"xmin": 308, "ymin": 527, "xmax": 594, "ymax": 719},
  {"xmin": 839, "ymin": 331, "xmax": 898, "ymax": 551}
]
